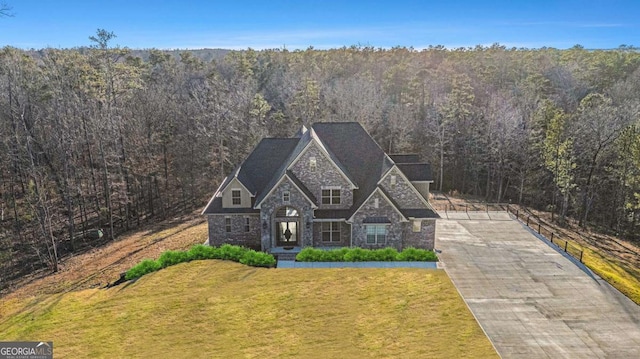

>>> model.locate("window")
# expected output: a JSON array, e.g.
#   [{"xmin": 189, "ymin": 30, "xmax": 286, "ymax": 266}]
[
  {"xmin": 366, "ymin": 225, "xmax": 387, "ymax": 244},
  {"xmin": 321, "ymin": 222, "xmax": 341, "ymax": 242},
  {"xmin": 374, "ymin": 198, "xmax": 379, "ymax": 209},
  {"xmin": 309, "ymin": 157, "xmax": 317, "ymax": 170},
  {"xmin": 231, "ymin": 189, "xmax": 241, "ymax": 205},
  {"xmin": 244, "ymin": 217, "xmax": 251, "ymax": 232},
  {"xmin": 225, "ymin": 217, "xmax": 231, "ymax": 233},
  {"xmin": 321, "ymin": 187, "xmax": 341, "ymax": 205},
  {"xmin": 390, "ymin": 175, "xmax": 397, "ymax": 188},
  {"xmin": 412, "ymin": 220, "xmax": 421, "ymax": 232},
  {"xmin": 283, "ymin": 191, "xmax": 290, "ymax": 203}
]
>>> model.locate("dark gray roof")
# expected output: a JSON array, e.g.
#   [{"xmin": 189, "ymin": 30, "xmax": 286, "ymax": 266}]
[
  {"xmin": 202, "ymin": 197, "xmax": 260, "ymax": 214},
  {"xmin": 203, "ymin": 138, "xmax": 298, "ymax": 214},
  {"xmin": 238, "ymin": 138, "xmax": 300, "ymax": 194},
  {"xmin": 286, "ymin": 170, "xmax": 317, "ymax": 205},
  {"xmin": 311, "ymin": 122, "xmax": 393, "ymax": 217},
  {"xmin": 204, "ymin": 122, "xmax": 438, "ymax": 219},
  {"xmin": 389, "ymin": 154, "xmax": 420, "ymax": 163},
  {"xmin": 397, "ymin": 163, "xmax": 434, "ymax": 182},
  {"xmin": 254, "ymin": 130, "xmax": 313, "ymax": 205},
  {"xmin": 401, "ymin": 209, "xmax": 439, "ymax": 219}
]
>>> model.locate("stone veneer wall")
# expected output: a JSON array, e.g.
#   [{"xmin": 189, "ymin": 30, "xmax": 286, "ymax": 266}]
[
  {"xmin": 207, "ymin": 215, "xmax": 261, "ymax": 250},
  {"xmin": 402, "ymin": 219, "xmax": 436, "ymax": 250},
  {"xmin": 289, "ymin": 142, "xmax": 353, "ymax": 210},
  {"xmin": 312, "ymin": 221, "xmax": 351, "ymax": 247},
  {"xmin": 379, "ymin": 167, "xmax": 428, "ymax": 209},
  {"xmin": 351, "ymin": 190, "xmax": 406, "ymax": 250},
  {"xmin": 259, "ymin": 177, "xmax": 315, "ymax": 250}
]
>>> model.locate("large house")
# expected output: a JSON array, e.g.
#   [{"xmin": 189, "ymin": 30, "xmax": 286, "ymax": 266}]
[{"xmin": 202, "ymin": 122, "xmax": 438, "ymax": 254}]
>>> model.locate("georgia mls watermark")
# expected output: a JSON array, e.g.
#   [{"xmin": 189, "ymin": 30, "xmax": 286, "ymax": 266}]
[{"xmin": 0, "ymin": 342, "xmax": 53, "ymax": 359}]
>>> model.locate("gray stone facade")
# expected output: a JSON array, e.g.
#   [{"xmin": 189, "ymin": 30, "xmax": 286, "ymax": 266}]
[
  {"xmin": 312, "ymin": 221, "xmax": 351, "ymax": 247},
  {"xmin": 207, "ymin": 214, "xmax": 261, "ymax": 249},
  {"xmin": 204, "ymin": 123, "xmax": 438, "ymax": 253},
  {"xmin": 402, "ymin": 219, "xmax": 436, "ymax": 249},
  {"xmin": 351, "ymin": 190, "xmax": 407, "ymax": 250},
  {"xmin": 259, "ymin": 176, "xmax": 315, "ymax": 250},
  {"xmin": 379, "ymin": 167, "xmax": 428, "ymax": 209},
  {"xmin": 289, "ymin": 142, "xmax": 353, "ymax": 210}
]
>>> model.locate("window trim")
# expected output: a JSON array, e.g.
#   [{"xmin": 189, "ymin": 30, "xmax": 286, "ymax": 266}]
[
  {"xmin": 231, "ymin": 189, "xmax": 242, "ymax": 205},
  {"xmin": 412, "ymin": 219, "xmax": 421, "ymax": 233},
  {"xmin": 321, "ymin": 186, "xmax": 341, "ymax": 205},
  {"xmin": 321, "ymin": 222, "xmax": 341, "ymax": 243},
  {"xmin": 225, "ymin": 217, "xmax": 232, "ymax": 233},
  {"xmin": 309, "ymin": 156, "xmax": 317, "ymax": 170},
  {"xmin": 365, "ymin": 224, "xmax": 388, "ymax": 244}
]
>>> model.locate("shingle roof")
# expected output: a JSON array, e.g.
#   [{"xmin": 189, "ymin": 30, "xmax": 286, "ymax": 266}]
[
  {"xmin": 202, "ymin": 138, "xmax": 298, "ymax": 214},
  {"xmin": 286, "ymin": 170, "xmax": 317, "ymax": 205},
  {"xmin": 311, "ymin": 122, "xmax": 393, "ymax": 217},
  {"xmin": 389, "ymin": 154, "xmax": 420, "ymax": 163},
  {"xmin": 202, "ymin": 197, "xmax": 260, "ymax": 214},
  {"xmin": 204, "ymin": 122, "xmax": 438, "ymax": 219},
  {"xmin": 397, "ymin": 163, "xmax": 434, "ymax": 182},
  {"xmin": 401, "ymin": 208, "xmax": 439, "ymax": 219}
]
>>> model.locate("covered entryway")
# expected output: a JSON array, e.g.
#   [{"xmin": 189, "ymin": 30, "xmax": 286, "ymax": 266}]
[{"xmin": 274, "ymin": 206, "xmax": 300, "ymax": 247}]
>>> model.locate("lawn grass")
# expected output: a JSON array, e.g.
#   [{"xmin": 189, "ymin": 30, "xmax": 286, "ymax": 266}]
[
  {"xmin": 582, "ymin": 247, "xmax": 640, "ymax": 304},
  {"xmin": 0, "ymin": 260, "xmax": 497, "ymax": 358}
]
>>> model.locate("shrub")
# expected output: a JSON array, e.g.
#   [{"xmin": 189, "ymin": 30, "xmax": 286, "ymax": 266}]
[
  {"xmin": 187, "ymin": 244, "xmax": 219, "ymax": 260},
  {"xmin": 240, "ymin": 250, "xmax": 276, "ymax": 267},
  {"xmin": 397, "ymin": 247, "xmax": 438, "ymax": 262},
  {"xmin": 218, "ymin": 244, "xmax": 248, "ymax": 261},
  {"xmin": 295, "ymin": 246, "xmax": 437, "ymax": 262},
  {"xmin": 157, "ymin": 250, "xmax": 191, "ymax": 268},
  {"xmin": 343, "ymin": 247, "xmax": 369, "ymax": 262},
  {"xmin": 322, "ymin": 248, "xmax": 349, "ymax": 261},
  {"xmin": 375, "ymin": 247, "xmax": 399, "ymax": 261},
  {"xmin": 295, "ymin": 247, "xmax": 323, "ymax": 262},
  {"xmin": 125, "ymin": 259, "xmax": 161, "ymax": 280}
]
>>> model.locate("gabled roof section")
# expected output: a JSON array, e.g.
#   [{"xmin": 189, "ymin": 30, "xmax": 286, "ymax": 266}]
[
  {"xmin": 235, "ymin": 138, "xmax": 300, "ymax": 194},
  {"xmin": 254, "ymin": 130, "xmax": 313, "ymax": 206},
  {"xmin": 349, "ymin": 186, "xmax": 408, "ymax": 222},
  {"xmin": 202, "ymin": 197, "xmax": 260, "ymax": 214},
  {"xmin": 389, "ymin": 154, "xmax": 420, "ymax": 164},
  {"xmin": 286, "ymin": 170, "xmax": 317, "ymax": 204},
  {"xmin": 377, "ymin": 186, "xmax": 439, "ymax": 219},
  {"xmin": 255, "ymin": 172, "xmax": 318, "ymax": 209},
  {"xmin": 294, "ymin": 125, "xmax": 308, "ymax": 138},
  {"xmin": 202, "ymin": 138, "xmax": 299, "ymax": 214},
  {"xmin": 308, "ymin": 128, "xmax": 358, "ymax": 188},
  {"xmin": 312, "ymin": 122, "xmax": 393, "ymax": 214},
  {"xmin": 397, "ymin": 163, "xmax": 434, "ymax": 182}
]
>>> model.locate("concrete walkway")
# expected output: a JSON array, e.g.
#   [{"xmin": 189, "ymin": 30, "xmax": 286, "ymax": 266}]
[{"xmin": 437, "ymin": 216, "xmax": 640, "ymax": 358}]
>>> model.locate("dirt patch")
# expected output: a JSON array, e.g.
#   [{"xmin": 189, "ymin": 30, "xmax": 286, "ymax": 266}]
[{"xmin": 1, "ymin": 210, "xmax": 207, "ymax": 300}]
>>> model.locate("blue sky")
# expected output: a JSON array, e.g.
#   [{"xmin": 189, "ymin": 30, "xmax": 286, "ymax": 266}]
[{"xmin": 0, "ymin": 0, "xmax": 637, "ymax": 50}]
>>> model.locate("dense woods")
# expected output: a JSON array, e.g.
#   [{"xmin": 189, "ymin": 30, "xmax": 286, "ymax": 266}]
[{"xmin": 1, "ymin": 31, "xmax": 640, "ymax": 288}]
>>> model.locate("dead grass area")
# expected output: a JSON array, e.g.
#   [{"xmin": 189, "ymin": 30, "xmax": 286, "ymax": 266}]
[
  {"xmin": 0, "ymin": 261, "xmax": 497, "ymax": 358},
  {"xmin": 1, "ymin": 210, "xmax": 207, "ymax": 301}
]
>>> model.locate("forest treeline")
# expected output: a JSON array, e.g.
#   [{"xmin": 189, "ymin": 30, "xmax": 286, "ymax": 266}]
[{"xmin": 1, "ymin": 31, "xmax": 640, "ymax": 288}]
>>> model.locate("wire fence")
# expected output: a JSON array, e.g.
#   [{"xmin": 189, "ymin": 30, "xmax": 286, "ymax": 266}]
[{"xmin": 506, "ymin": 206, "xmax": 584, "ymax": 263}]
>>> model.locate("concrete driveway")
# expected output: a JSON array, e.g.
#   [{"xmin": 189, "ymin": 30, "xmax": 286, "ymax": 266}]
[{"xmin": 436, "ymin": 216, "xmax": 640, "ymax": 358}]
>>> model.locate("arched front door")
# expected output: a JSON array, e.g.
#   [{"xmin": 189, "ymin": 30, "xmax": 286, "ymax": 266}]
[{"xmin": 274, "ymin": 206, "xmax": 300, "ymax": 247}]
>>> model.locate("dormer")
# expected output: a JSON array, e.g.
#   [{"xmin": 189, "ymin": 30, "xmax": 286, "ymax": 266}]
[{"xmin": 221, "ymin": 178, "xmax": 253, "ymax": 208}]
